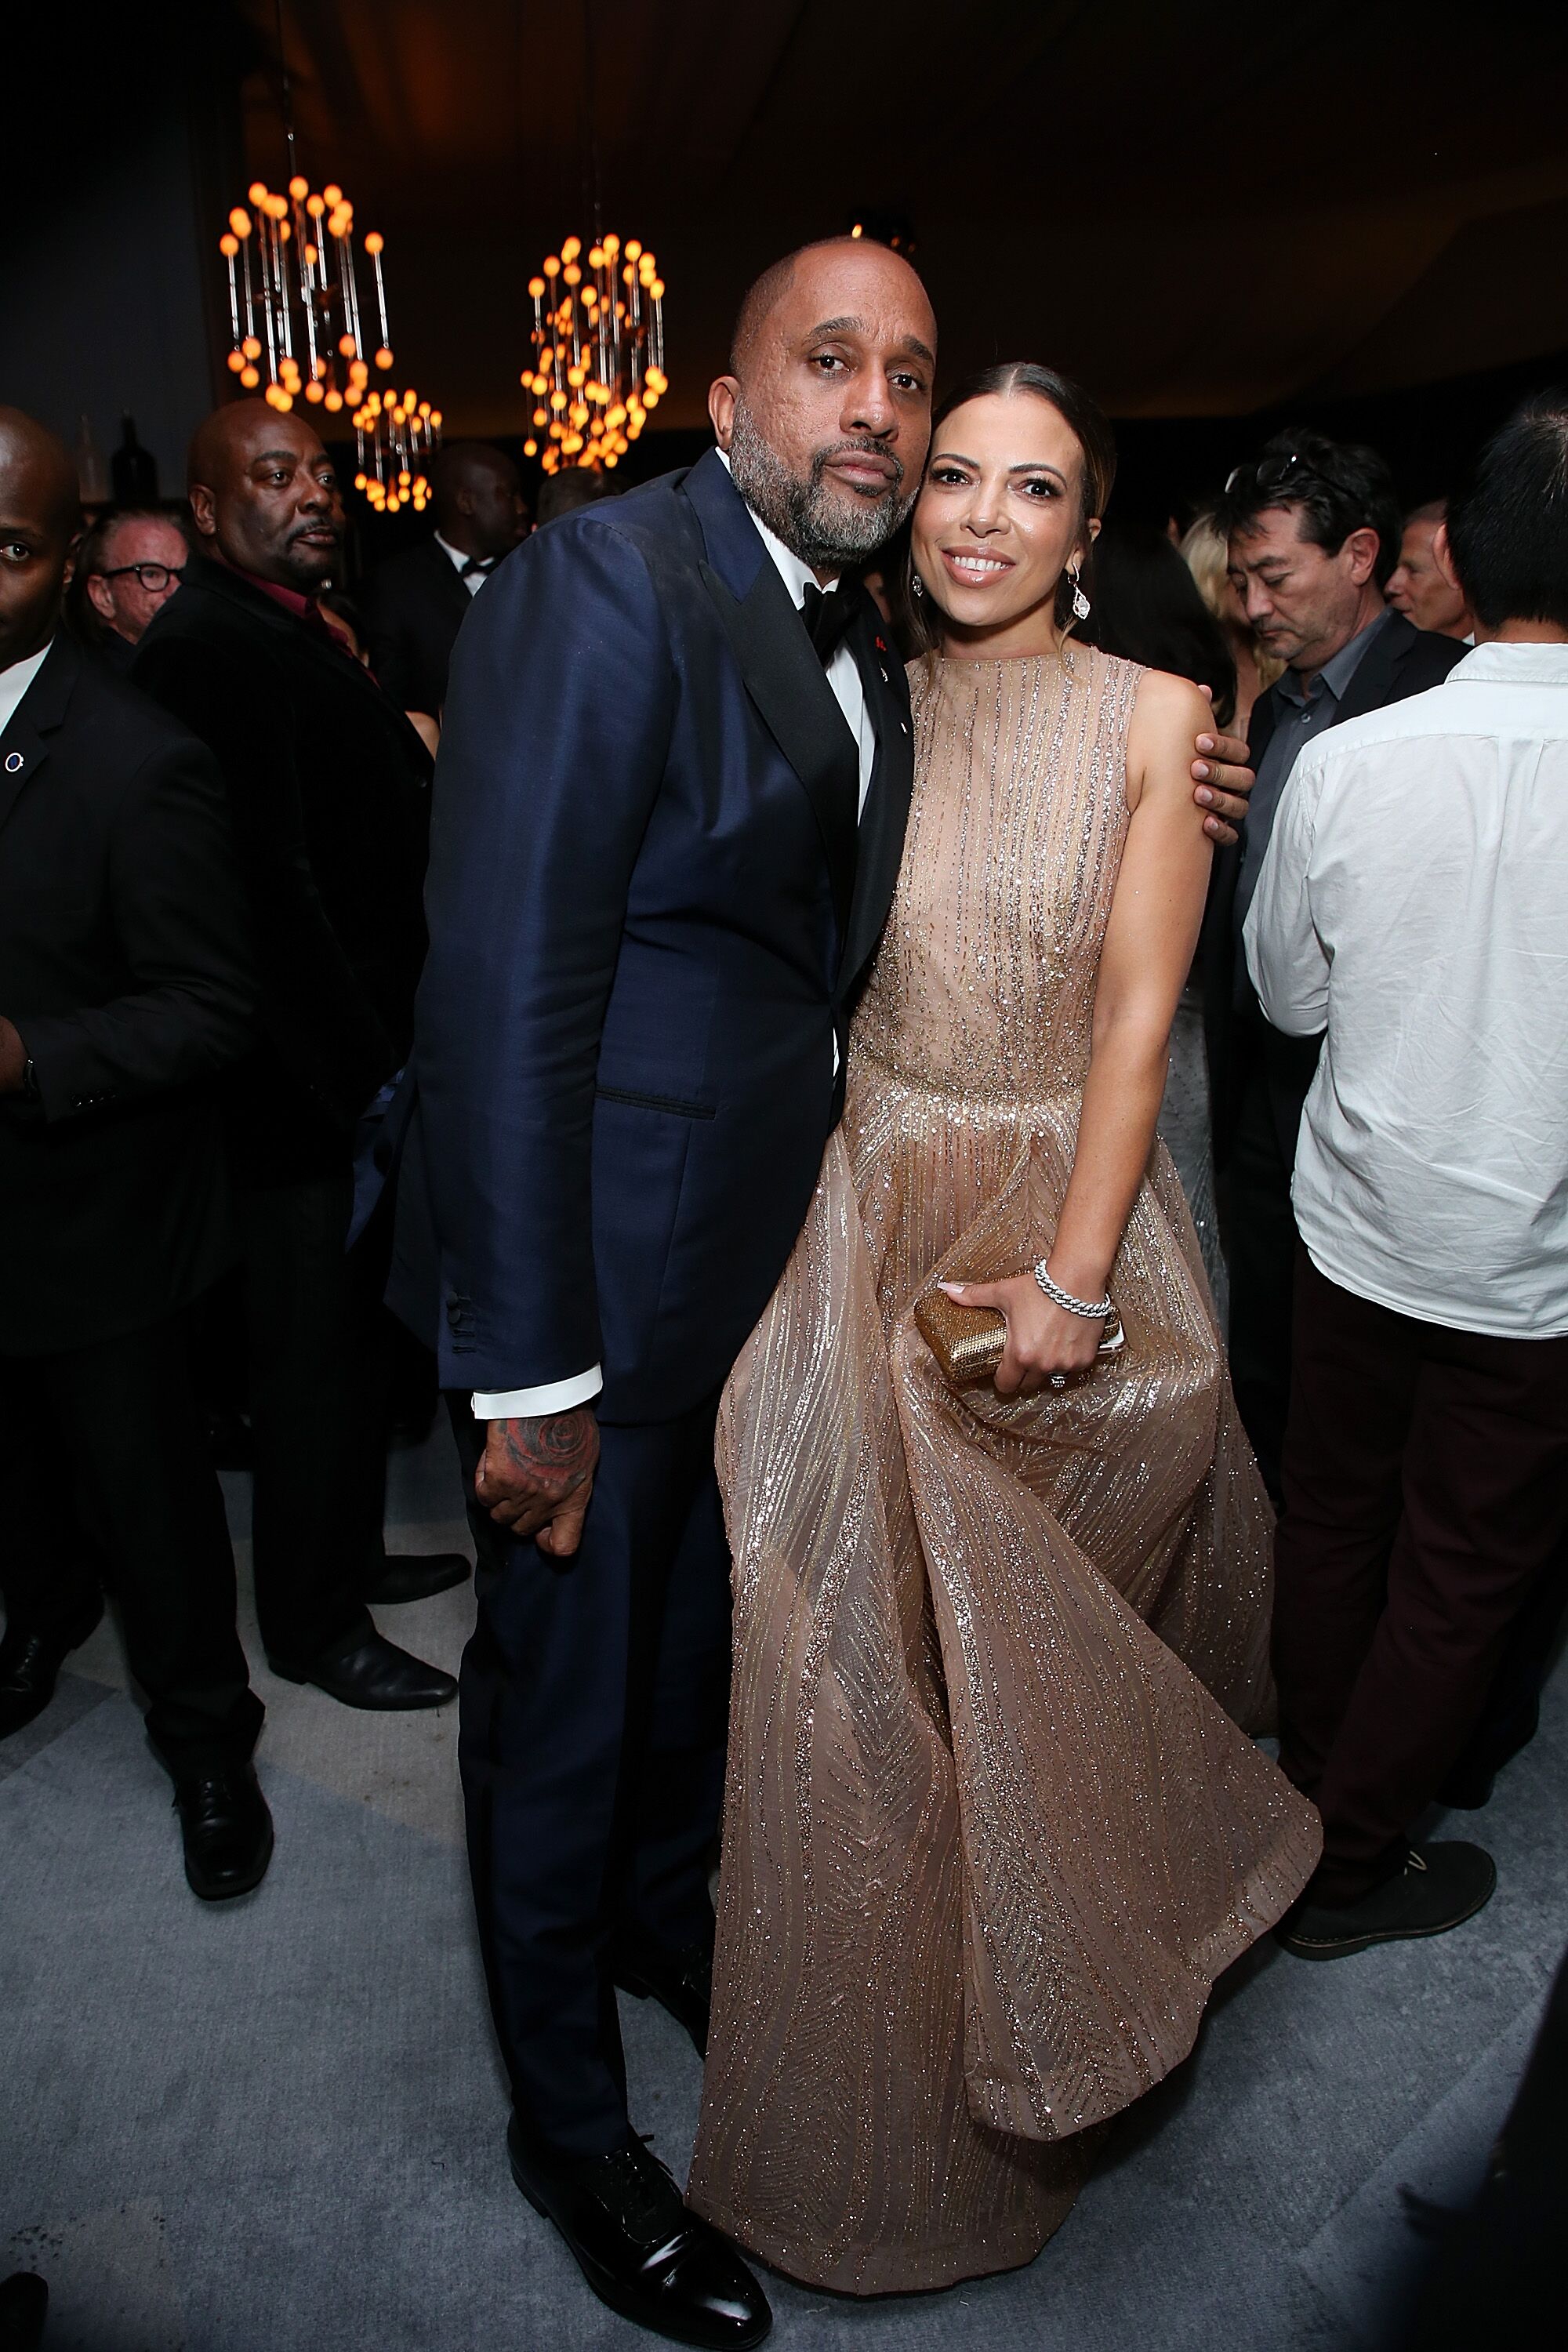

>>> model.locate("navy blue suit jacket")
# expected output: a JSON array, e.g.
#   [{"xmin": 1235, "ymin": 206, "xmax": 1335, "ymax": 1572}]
[{"xmin": 391, "ymin": 448, "xmax": 913, "ymax": 1421}]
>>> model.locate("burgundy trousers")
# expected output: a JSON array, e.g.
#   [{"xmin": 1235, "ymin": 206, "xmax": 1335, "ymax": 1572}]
[{"xmin": 1274, "ymin": 1251, "xmax": 1568, "ymax": 1904}]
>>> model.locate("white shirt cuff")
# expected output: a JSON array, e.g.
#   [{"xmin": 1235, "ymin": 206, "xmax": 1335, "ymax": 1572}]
[{"xmin": 471, "ymin": 1366, "xmax": 603, "ymax": 1420}]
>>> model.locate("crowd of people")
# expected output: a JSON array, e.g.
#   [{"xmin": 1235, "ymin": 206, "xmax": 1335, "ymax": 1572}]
[{"xmin": 2, "ymin": 230, "xmax": 1564, "ymax": 2350}]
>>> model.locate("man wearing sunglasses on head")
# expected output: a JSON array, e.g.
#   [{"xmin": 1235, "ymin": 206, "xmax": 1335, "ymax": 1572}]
[
  {"xmin": 71, "ymin": 507, "xmax": 190, "ymax": 672},
  {"xmin": 1203, "ymin": 430, "xmax": 1463, "ymax": 1501}
]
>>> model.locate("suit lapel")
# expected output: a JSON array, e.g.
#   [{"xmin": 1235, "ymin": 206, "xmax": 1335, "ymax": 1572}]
[
  {"xmin": 0, "ymin": 637, "xmax": 78, "ymax": 839},
  {"xmin": 685, "ymin": 452, "xmax": 860, "ymax": 946},
  {"xmin": 1338, "ymin": 611, "xmax": 1414, "ymax": 724},
  {"xmin": 839, "ymin": 608, "xmax": 913, "ymax": 991}
]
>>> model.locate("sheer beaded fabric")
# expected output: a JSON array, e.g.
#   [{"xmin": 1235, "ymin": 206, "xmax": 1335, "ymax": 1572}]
[{"xmin": 686, "ymin": 645, "xmax": 1321, "ymax": 2294}]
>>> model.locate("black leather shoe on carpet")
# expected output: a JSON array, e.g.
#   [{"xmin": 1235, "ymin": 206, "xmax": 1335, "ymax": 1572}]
[
  {"xmin": 1277, "ymin": 1842, "xmax": 1497, "ymax": 1961},
  {"xmin": 506, "ymin": 2116, "xmax": 770, "ymax": 2350},
  {"xmin": 365, "ymin": 1552, "xmax": 471, "ymax": 1606},
  {"xmin": 268, "ymin": 1632, "xmax": 456, "ymax": 1711},
  {"xmin": 615, "ymin": 1941, "xmax": 713, "ymax": 2057},
  {"xmin": 173, "ymin": 1763, "xmax": 274, "ymax": 1901},
  {"xmin": 0, "ymin": 1602, "xmax": 104, "ymax": 1740},
  {"xmin": 0, "ymin": 2270, "xmax": 48, "ymax": 2351}
]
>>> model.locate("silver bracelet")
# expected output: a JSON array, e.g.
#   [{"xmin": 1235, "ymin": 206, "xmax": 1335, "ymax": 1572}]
[{"xmin": 1033, "ymin": 1260, "xmax": 1112, "ymax": 1319}]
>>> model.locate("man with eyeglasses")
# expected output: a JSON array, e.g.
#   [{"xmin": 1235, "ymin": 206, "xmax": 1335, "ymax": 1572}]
[
  {"xmin": 1203, "ymin": 430, "xmax": 1462, "ymax": 1501},
  {"xmin": 72, "ymin": 507, "xmax": 190, "ymax": 670}
]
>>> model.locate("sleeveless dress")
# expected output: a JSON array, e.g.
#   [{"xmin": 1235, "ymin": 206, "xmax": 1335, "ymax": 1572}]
[{"xmin": 686, "ymin": 647, "xmax": 1321, "ymax": 2294}]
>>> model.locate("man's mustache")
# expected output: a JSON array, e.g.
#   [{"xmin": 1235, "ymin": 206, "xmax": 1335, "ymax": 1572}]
[{"xmin": 811, "ymin": 439, "xmax": 904, "ymax": 488}]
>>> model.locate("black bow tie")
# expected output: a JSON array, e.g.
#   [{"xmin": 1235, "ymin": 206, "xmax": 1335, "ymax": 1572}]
[
  {"xmin": 800, "ymin": 580, "xmax": 859, "ymax": 667},
  {"xmin": 459, "ymin": 555, "xmax": 498, "ymax": 579}
]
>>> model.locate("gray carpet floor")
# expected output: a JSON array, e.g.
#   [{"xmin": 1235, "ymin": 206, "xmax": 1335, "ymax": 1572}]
[{"xmin": 3, "ymin": 1058, "xmax": 1561, "ymax": 2350}]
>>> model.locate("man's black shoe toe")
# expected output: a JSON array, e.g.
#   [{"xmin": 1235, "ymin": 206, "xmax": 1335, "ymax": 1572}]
[
  {"xmin": 1278, "ymin": 1840, "xmax": 1496, "ymax": 1960},
  {"xmin": 0, "ymin": 1602, "xmax": 104, "ymax": 1740},
  {"xmin": 506, "ymin": 2116, "xmax": 770, "ymax": 2350},
  {"xmin": 615, "ymin": 1941, "xmax": 713, "ymax": 2056},
  {"xmin": 268, "ymin": 1632, "xmax": 456, "ymax": 1711},
  {"xmin": 174, "ymin": 1763, "xmax": 274, "ymax": 1901},
  {"xmin": 365, "ymin": 1552, "xmax": 471, "ymax": 1606}
]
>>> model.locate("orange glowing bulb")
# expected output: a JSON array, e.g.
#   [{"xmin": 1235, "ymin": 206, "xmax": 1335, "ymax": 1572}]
[
  {"xmin": 226, "ymin": 350, "xmax": 246, "ymax": 374},
  {"xmin": 603, "ymin": 233, "xmax": 620, "ymax": 256},
  {"xmin": 604, "ymin": 453, "xmax": 619, "ymax": 468},
  {"xmin": 550, "ymin": 391, "xmax": 568, "ymax": 412},
  {"xmin": 625, "ymin": 239, "xmax": 642, "ymax": 260},
  {"xmin": 523, "ymin": 438, "xmax": 538, "ymax": 456},
  {"xmin": 307, "ymin": 194, "xmax": 325, "ymax": 218},
  {"xmin": 338, "ymin": 334, "xmax": 357, "ymax": 358},
  {"xmin": 365, "ymin": 231, "xmax": 384, "ymax": 255},
  {"xmin": 644, "ymin": 390, "xmax": 659, "ymax": 409},
  {"xmin": 248, "ymin": 181, "xmax": 268, "ymax": 205},
  {"xmin": 561, "ymin": 234, "xmax": 581, "ymax": 262},
  {"xmin": 588, "ymin": 246, "xmax": 604, "ymax": 268},
  {"xmin": 220, "ymin": 233, "xmax": 239, "ymax": 257},
  {"xmin": 354, "ymin": 472, "xmax": 367, "ymax": 490},
  {"xmin": 532, "ymin": 408, "xmax": 547, "ymax": 427},
  {"xmin": 398, "ymin": 470, "xmax": 412, "ymax": 487},
  {"xmin": 324, "ymin": 390, "xmax": 344, "ymax": 412},
  {"xmin": 229, "ymin": 207, "xmax": 252, "ymax": 238},
  {"xmin": 543, "ymin": 255, "xmax": 561, "ymax": 277},
  {"xmin": 323, "ymin": 183, "xmax": 342, "ymax": 205},
  {"xmin": 375, "ymin": 347, "xmax": 394, "ymax": 369},
  {"xmin": 242, "ymin": 336, "xmax": 261, "ymax": 358},
  {"xmin": 305, "ymin": 381, "xmax": 325, "ymax": 403},
  {"xmin": 241, "ymin": 366, "xmax": 260, "ymax": 388},
  {"xmin": 430, "ymin": 410, "xmax": 442, "ymax": 430},
  {"xmin": 289, "ymin": 174, "xmax": 308, "ymax": 200},
  {"xmin": 528, "ymin": 276, "xmax": 546, "ymax": 299},
  {"xmin": 650, "ymin": 278, "xmax": 664, "ymax": 299},
  {"xmin": 563, "ymin": 264, "xmax": 582, "ymax": 286}
]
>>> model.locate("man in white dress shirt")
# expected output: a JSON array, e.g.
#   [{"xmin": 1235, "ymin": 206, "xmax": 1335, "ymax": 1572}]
[{"xmin": 1246, "ymin": 389, "xmax": 1568, "ymax": 1962}]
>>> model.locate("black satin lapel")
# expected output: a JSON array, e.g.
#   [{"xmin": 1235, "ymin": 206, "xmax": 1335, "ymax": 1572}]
[
  {"xmin": 699, "ymin": 557, "xmax": 858, "ymax": 942},
  {"xmin": 839, "ymin": 615, "xmax": 913, "ymax": 989},
  {"xmin": 0, "ymin": 718, "xmax": 48, "ymax": 837}
]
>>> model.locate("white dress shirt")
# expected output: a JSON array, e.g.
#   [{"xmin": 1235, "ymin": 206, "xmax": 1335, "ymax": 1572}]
[
  {"xmin": 473, "ymin": 458, "xmax": 880, "ymax": 1420},
  {"xmin": 1244, "ymin": 641, "xmax": 1568, "ymax": 1338},
  {"xmin": 434, "ymin": 533, "xmax": 492, "ymax": 597},
  {"xmin": 0, "ymin": 643, "xmax": 51, "ymax": 739}
]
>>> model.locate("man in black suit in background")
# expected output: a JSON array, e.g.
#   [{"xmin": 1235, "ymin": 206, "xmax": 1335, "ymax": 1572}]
[
  {"xmin": 0, "ymin": 408, "xmax": 269, "ymax": 1899},
  {"xmin": 361, "ymin": 441, "xmax": 528, "ymax": 730},
  {"xmin": 132, "ymin": 401, "xmax": 458, "ymax": 1713},
  {"xmin": 1203, "ymin": 430, "xmax": 1463, "ymax": 1498}
]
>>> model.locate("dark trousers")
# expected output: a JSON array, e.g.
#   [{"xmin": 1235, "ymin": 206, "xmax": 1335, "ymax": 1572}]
[
  {"xmin": 1219, "ymin": 1014, "xmax": 1319, "ymax": 1502},
  {"xmin": 454, "ymin": 1393, "xmax": 731, "ymax": 2155},
  {"xmin": 0, "ymin": 1308, "xmax": 262, "ymax": 1773},
  {"xmin": 1274, "ymin": 1252, "xmax": 1568, "ymax": 1903},
  {"xmin": 235, "ymin": 1174, "xmax": 394, "ymax": 1665}
]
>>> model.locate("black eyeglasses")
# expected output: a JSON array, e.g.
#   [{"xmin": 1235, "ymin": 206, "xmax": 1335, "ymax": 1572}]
[{"xmin": 95, "ymin": 562, "xmax": 185, "ymax": 593}]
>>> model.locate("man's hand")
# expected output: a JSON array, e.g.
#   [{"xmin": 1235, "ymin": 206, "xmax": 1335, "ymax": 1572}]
[
  {"xmin": 1189, "ymin": 683, "xmax": 1254, "ymax": 846},
  {"xmin": 0, "ymin": 1016, "xmax": 27, "ymax": 1096},
  {"xmin": 476, "ymin": 1406, "xmax": 600, "ymax": 1556}
]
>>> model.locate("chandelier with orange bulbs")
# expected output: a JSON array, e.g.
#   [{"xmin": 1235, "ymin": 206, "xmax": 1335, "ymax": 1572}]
[
  {"xmin": 522, "ymin": 231, "xmax": 667, "ymax": 475},
  {"xmin": 218, "ymin": 177, "xmax": 442, "ymax": 514}
]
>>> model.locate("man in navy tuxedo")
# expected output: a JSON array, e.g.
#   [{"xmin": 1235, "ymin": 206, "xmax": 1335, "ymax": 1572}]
[{"xmin": 397, "ymin": 238, "xmax": 1258, "ymax": 2348}]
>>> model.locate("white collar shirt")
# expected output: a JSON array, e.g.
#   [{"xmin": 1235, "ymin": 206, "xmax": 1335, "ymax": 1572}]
[
  {"xmin": 434, "ymin": 532, "xmax": 493, "ymax": 597},
  {"xmin": 1244, "ymin": 641, "xmax": 1568, "ymax": 1338},
  {"xmin": 0, "ymin": 644, "xmax": 52, "ymax": 739}
]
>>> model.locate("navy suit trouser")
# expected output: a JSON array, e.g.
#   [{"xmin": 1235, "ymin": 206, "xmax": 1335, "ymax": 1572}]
[{"xmin": 451, "ymin": 1392, "xmax": 730, "ymax": 2154}]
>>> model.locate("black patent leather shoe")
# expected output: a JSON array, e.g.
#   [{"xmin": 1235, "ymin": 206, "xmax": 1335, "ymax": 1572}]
[
  {"xmin": 268, "ymin": 1630, "xmax": 456, "ymax": 1711},
  {"xmin": 615, "ymin": 1940, "xmax": 713, "ymax": 2056},
  {"xmin": 0, "ymin": 1602, "xmax": 103, "ymax": 1740},
  {"xmin": 365, "ymin": 1552, "xmax": 471, "ymax": 1606},
  {"xmin": 507, "ymin": 2118, "xmax": 770, "ymax": 2350},
  {"xmin": 173, "ymin": 1762, "xmax": 274, "ymax": 1901}
]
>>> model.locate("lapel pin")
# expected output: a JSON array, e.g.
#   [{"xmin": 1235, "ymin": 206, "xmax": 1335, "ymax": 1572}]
[{"xmin": 4, "ymin": 752, "xmax": 22, "ymax": 773}]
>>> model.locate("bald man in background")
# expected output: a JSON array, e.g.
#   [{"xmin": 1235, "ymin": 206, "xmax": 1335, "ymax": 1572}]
[
  {"xmin": 132, "ymin": 399, "xmax": 459, "ymax": 1717},
  {"xmin": 361, "ymin": 441, "xmax": 529, "ymax": 731},
  {"xmin": 0, "ymin": 408, "xmax": 268, "ymax": 1897}
]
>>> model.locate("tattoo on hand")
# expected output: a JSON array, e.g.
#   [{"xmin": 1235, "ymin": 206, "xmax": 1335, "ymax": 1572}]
[{"xmin": 497, "ymin": 1410, "xmax": 597, "ymax": 1499}]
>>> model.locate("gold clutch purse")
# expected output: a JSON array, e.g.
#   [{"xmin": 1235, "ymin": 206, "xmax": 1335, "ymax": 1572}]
[{"xmin": 913, "ymin": 1286, "xmax": 1125, "ymax": 1388}]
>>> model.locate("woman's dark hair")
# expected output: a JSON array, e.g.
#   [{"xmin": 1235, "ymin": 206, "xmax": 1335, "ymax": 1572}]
[
  {"xmin": 1084, "ymin": 519, "xmax": 1238, "ymax": 727},
  {"xmin": 903, "ymin": 361, "xmax": 1117, "ymax": 652},
  {"xmin": 1214, "ymin": 426, "xmax": 1403, "ymax": 589},
  {"xmin": 1446, "ymin": 387, "xmax": 1568, "ymax": 631}
]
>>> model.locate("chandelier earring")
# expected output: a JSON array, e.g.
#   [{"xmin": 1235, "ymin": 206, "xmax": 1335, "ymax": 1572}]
[
  {"xmin": 1067, "ymin": 561, "xmax": 1091, "ymax": 623},
  {"xmin": 910, "ymin": 572, "xmax": 925, "ymax": 599}
]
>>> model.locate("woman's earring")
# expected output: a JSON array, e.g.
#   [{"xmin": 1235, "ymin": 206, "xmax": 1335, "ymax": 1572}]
[
  {"xmin": 1068, "ymin": 564, "xmax": 1091, "ymax": 622},
  {"xmin": 911, "ymin": 572, "xmax": 925, "ymax": 599}
]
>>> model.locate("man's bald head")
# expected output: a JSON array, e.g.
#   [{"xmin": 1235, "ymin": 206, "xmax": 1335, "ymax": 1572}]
[
  {"xmin": 0, "ymin": 407, "xmax": 81, "ymax": 666},
  {"xmin": 187, "ymin": 398, "xmax": 343, "ymax": 590},
  {"xmin": 728, "ymin": 238, "xmax": 933, "ymax": 378},
  {"xmin": 430, "ymin": 441, "xmax": 528, "ymax": 558},
  {"xmin": 711, "ymin": 239, "xmax": 937, "ymax": 578}
]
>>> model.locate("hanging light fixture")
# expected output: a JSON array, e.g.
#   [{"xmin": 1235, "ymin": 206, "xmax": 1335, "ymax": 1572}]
[
  {"xmin": 522, "ymin": 232, "xmax": 667, "ymax": 475},
  {"xmin": 216, "ymin": 2, "xmax": 443, "ymax": 514}
]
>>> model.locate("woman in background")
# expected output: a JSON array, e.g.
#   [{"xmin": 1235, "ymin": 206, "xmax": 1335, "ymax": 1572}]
[{"xmin": 1181, "ymin": 510, "xmax": 1283, "ymax": 735}]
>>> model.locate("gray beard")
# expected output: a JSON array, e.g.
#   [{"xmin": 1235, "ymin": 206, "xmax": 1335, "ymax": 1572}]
[{"xmin": 728, "ymin": 396, "xmax": 914, "ymax": 572}]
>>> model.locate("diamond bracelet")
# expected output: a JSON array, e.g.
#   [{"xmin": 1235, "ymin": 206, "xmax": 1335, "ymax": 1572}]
[{"xmin": 1033, "ymin": 1261, "xmax": 1113, "ymax": 1320}]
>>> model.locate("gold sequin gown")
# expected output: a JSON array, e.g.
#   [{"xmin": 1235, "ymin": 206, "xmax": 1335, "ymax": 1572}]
[{"xmin": 687, "ymin": 647, "xmax": 1321, "ymax": 2294}]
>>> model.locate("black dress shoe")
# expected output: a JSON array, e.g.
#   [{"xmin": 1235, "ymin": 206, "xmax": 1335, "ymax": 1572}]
[
  {"xmin": 173, "ymin": 1762, "xmax": 274, "ymax": 1901},
  {"xmin": 615, "ymin": 1940, "xmax": 713, "ymax": 2056},
  {"xmin": 0, "ymin": 2270, "xmax": 48, "ymax": 2351},
  {"xmin": 1277, "ymin": 1841, "xmax": 1497, "ymax": 1961},
  {"xmin": 365, "ymin": 1552, "xmax": 471, "ymax": 1606},
  {"xmin": 267, "ymin": 1630, "xmax": 456, "ymax": 1711},
  {"xmin": 506, "ymin": 2118, "xmax": 770, "ymax": 2350},
  {"xmin": 0, "ymin": 1602, "xmax": 103, "ymax": 1739}
]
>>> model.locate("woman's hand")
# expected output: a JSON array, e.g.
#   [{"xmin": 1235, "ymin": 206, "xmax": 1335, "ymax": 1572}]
[{"xmin": 939, "ymin": 1276, "xmax": 1105, "ymax": 1398}]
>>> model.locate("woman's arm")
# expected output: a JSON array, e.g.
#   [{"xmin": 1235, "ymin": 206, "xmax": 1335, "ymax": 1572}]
[{"xmin": 942, "ymin": 668, "xmax": 1214, "ymax": 1396}]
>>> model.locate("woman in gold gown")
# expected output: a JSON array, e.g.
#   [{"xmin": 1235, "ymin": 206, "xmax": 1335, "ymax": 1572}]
[{"xmin": 687, "ymin": 365, "xmax": 1321, "ymax": 2294}]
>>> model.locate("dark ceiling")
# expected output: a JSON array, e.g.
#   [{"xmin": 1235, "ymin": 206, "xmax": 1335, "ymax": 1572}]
[{"xmin": 230, "ymin": 0, "xmax": 1568, "ymax": 436}]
